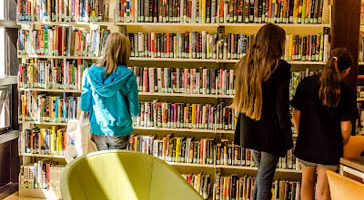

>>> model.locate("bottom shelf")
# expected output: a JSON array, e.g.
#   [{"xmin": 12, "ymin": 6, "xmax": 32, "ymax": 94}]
[{"xmin": 18, "ymin": 188, "xmax": 62, "ymax": 199}]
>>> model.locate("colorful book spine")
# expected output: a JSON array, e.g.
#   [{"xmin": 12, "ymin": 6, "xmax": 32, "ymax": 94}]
[
  {"xmin": 19, "ymin": 91, "xmax": 81, "ymax": 123},
  {"xmin": 182, "ymin": 173, "xmax": 211, "ymax": 199},
  {"xmin": 18, "ymin": 26, "xmax": 110, "ymax": 57},
  {"xmin": 128, "ymin": 32, "xmax": 218, "ymax": 59},
  {"xmin": 213, "ymin": 174, "xmax": 301, "ymax": 200},
  {"xmin": 20, "ymin": 127, "xmax": 66, "ymax": 156},
  {"xmin": 17, "ymin": 0, "xmax": 108, "ymax": 22},
  {"xmin": 18, "ymin": 58, "xmax": 90, "ymax": 90},
  {"xmin": 128, "ymin": 134, "xmax": 300, "ymax": 170},
  {"xmin": 20, "ymin": 161, "xmax": 64, "ymax": 190},
  {"xmin": 115, "ymin": 0, "xmax": 325, "ymax": 24}
]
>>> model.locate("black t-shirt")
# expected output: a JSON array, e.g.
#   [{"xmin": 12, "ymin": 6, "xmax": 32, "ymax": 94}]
[{"xmin": 291, "ymin": 75, "xmax": 356, "ymax": 165}]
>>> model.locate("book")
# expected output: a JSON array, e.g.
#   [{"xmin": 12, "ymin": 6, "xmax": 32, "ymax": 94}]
[
  {"xmin": 133, "ymin": 101, "xmax": 236, "ymax": 131},
  {"xmin": 131, "ymin": 66, "xmax": 233, "ymax": 96},
  {"xmin": 20, "ymin": 161, "xmax": 64, "ymax": 190},
  {"xmin": 19, "ymin": 91, "xmax": 81, "ymax": 123},
  {"xmin": 17, "ymin": 0, "xmax": 109, "ymax": 22},
  {"xmin": 128, "ymin": 31, "xmax": 218, "ymax": 59},
  {"xmin": 18, "ymin": 26, "xmax": 111, "ymax": 57},
  {"xmin": 115, "ymin": 0, "xmax": 325, "ymax": 24},
  {"xmin": 213, "ymin": 174, "xmax": 301, "ymax": 200},
  {"xmin": 20, "ymin": 127, "xmax": 66, "ymax": 156},
  {"xmin": 18, "ymin": 58, "xmax": 91, "ymax": 91},
  {"xmin": 182, "ymin": 173, "xmax": 211, "ymax": 199},
  {"xmin": 128, "ymin": 134, "xmax": 300, "ymax": 171}
]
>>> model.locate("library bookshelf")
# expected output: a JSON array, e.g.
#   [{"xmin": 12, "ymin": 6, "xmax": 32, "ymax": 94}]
[{"xmin": 17, "ymin": 0, "xmax": 332, "ymax": 199}]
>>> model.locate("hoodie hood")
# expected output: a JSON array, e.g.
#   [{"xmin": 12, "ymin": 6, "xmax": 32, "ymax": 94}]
[{"xmin": 87, "ymin": 65, "xmax": 133, "ymax": 98}]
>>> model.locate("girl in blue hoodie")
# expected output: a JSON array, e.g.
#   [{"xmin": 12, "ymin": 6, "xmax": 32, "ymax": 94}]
[{"xmin": 80, "ymin": 32, "xmax": 140, "ymax": 150}]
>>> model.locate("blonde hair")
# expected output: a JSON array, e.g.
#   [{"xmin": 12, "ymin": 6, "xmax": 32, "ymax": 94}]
[
  {"xmin": 232, "ymin": 23, "xmax": 286, "ymax": 121},
  {"xmin": 98, "ymin": 32, "xmax": 131, "ymax": 76}
]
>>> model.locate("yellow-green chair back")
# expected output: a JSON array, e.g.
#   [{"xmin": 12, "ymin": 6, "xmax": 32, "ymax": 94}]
[{"xmin": 60, "ymin": 150, "xmax": 203, "ymax": 200}]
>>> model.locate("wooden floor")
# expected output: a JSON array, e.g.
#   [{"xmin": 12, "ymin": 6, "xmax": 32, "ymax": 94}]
[{"xmin": 3, "ymin": 193, "xmax": 45, "ymax": 200}]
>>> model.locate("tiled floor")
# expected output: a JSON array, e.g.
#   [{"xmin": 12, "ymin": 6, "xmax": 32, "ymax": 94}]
[{"xmin": 3, "ymin": 193, "xmax": 45, "ymax": 200}]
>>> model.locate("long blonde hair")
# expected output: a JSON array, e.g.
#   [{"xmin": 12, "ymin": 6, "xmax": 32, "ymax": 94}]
[
  {"xmin": 232, "ymin": 23, "xmax": 286, "ymax": 121},
  {"xmin": 98, "ymin": 32, "xmax": 131, "ymax": 76}
]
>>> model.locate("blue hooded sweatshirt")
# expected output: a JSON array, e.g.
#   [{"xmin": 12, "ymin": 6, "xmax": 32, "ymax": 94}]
[{"xmin": 80, "ymin": 65, "xmax": 140, "ymax": 137}]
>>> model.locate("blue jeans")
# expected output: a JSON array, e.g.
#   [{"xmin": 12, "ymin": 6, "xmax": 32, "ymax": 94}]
[
  {"xmin": 251, "ymin": 150, "xmax": 279, "ymax": 200},
  {"xmin": 91, "ymin": 134, "xmax": 130, "ymax": 150}
]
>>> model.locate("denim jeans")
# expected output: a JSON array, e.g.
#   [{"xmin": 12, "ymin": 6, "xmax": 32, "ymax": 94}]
[
  {"xmin": 251, "ymin": 150, "xmax": 279, "ymax": 200},
  {"xmin": 91, "ymin": 134, "xmax": 130, "ymax": 150}
]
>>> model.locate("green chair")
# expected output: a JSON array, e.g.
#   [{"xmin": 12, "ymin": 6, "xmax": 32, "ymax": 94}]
[{"xmin": 60, "ymin": 150, "xmax": 204, "ymax": 200}]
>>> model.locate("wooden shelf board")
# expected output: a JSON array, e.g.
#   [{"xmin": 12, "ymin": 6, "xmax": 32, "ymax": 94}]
[
  {"xmin": 216, "ymin": 130, "xmax": 235, "ymax": 134},
  {"xmin": 18, "ymin": 55, "xmax": 326, "ymax": 65},
  {"xmin": 129, "ymin": 57, "xmax": 218, "ymax": 63},
  {"xmin": 219, "ymin": 23, "xmax": 331, "ymax": 28},
  {"xmin": 216, "ymin": 165, "xmax": 301, "ymax": 173},
  {"xmin": 138, "ymin": 92, "xmax": 217, "ymax": 98},
  {"xmin": 19, "ymin": 121, "xmax": 68, "ymax": 126},
  {"xmin": 17, "ymin": 54, "xmax": 99, "ymax": 60},
  {"xmin": 359, "ymin": 62, "xmax": 364, "ymax": 65},
  {"xmin": 19, "ymin": 188, "xmax": 62, "ymax": 200},
  {"xmin": 358, "ymin": 98, "xmax": 364, "ymax": 102},
  {"xmin": 218, "ymin": 59, "xmax": 326, "ymax": 65},
  {"xmin": 167, "ymin": 162, "xmax": 215, "ymax": 168},
  {"xmin": 116, "ymin": 22, "xmax": 219, "ymax": 27},
  {"xmin": 133, "ymin": 127, "xmax": 216, "ymax": 133},
  {"xmin": 17, "ymin": 21, "xmax": 114, "ymax": 26},
  {"xmin": 19, "ymin": 88, "xmax": 81, "ymax": 93},
  {"xmin": 19, "ymin": 89, "xmax": 232, "ymax": 98},
  {"xmin": 21, "ymin": 153, "xmax": 65, "ymax": 159}
]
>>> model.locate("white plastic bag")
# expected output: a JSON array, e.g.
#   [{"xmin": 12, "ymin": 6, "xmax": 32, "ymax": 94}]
[{"xmin": 65, "ymin": 112, "xmax": 97, "ymax": 163}]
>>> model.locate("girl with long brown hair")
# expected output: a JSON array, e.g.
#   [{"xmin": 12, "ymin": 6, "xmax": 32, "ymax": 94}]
[
  {"xmin": 291, "ymin": 48, "xmax": 355, "ymax": 200},
  {"xmin": 80, "ymin": 32, "xmax": 140, "ymax": 150},
  {"xmin": 233, "ymin": 23, "xmax": 293, "ymax": 200}
]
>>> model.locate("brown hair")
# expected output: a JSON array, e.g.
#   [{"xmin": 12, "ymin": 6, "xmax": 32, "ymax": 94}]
[
  {"xmin": 319, "ymin": 48, "xmax": 353, "ymax": 107},
  {"xmin": 232, "ymin": 23, "xmax": 286, "ymax": 121},
  {"xmin": 98, "ymin": 32, "xmax": 131, "ymax": 76}
]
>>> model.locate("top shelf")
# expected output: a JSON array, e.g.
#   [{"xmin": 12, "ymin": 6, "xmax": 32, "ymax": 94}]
[{"xmin": 18, "ymin": 21, "xmax": 331, "ymax": 28}]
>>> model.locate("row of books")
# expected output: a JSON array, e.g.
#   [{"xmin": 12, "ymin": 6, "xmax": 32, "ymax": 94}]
[
  {"xmin": 128, "ymin": 134, "xmax": 300, "ymax": 170},
  {"xmin": 115, "ymin": 0, "xmax": 326, "ymax": 24},
  {"xmin": 128, "ymin": 32, "xmax": 330, "ymax": 61},
  {"xmin": 17, "ymin": 0, "xmax": 109, "ymax": 22},
  {"xmin": 290, "ymin": 70, "xmax": 319, "ymax": 99},
  {"xmin": 20, "ymin": 161, "xmax": 64, "ymax": 190},
  {"xmin": 20, "ymin": 127, "xmax": 66, "ymax": 156},
  {"xmin": 131, "ymin": 66, "xmax": 235, "ymax": 96},
  {"xmin": 18, "ymin": 59, "xmax": 91, "ymax": 91},
  {"xmin": 18, "ymin": 26, "xmax": 110, "ymax": 57},
  {"xmin": 133, "ymin": 101, "xmax": 237, "ymax": 131},
  {"xmin": 182, "ymin": 173, "xmax": 211, "ymax": 200},
  {"xmin": 19, "ymin": 92, "xmax": 81, "ymax": 123},
  {"xmin": 214, "ymin": 174, "xmax": 301, "ymax": 200},
  {"xmin": 359, "ymin": 32, "xmax": 364, "ymax": 62}
]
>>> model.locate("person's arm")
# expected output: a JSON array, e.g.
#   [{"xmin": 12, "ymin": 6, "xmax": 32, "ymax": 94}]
[
  {"xmin": 126, "ymin": 74, "xmax": 140, "ymax": 117},
  {"xmin": 341, "ymin": 121, "xmax": 352, "ymax": 145},
  {"xmin": 275, "ymin": 67, "xmax": 292, "ymax": 137},
  {"xmin": 292, "ymin": 108, "xmax": 301, "ymax": 134},
  {"xmin": 80, "ymin": 69, "xmax": 92, "ymax": 113}
]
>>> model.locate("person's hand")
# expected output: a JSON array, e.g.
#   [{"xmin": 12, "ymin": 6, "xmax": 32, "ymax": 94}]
[
  {"xmin": 83, "ymin": 112, "xmax": 89, "ymax": 118},
  {"xmin": 343, "ymin": 136, "xmax": 350, "ymax": 145}
]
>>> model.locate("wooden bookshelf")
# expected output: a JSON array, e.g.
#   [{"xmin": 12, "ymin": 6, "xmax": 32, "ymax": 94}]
[{"xmin": 16, "ymin": 0, "xmax": 336, "ymax": 198}]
